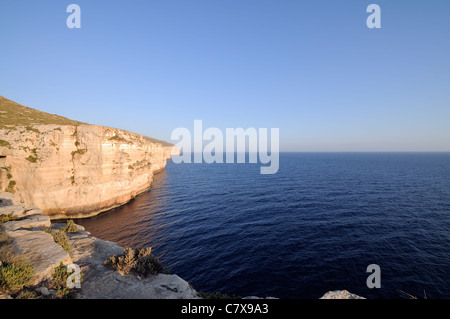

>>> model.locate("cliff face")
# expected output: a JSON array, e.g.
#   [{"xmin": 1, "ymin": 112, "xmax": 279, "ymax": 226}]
[{"xmin": 0, "ymin": 124, "xmax": 172, "ymax": 219}]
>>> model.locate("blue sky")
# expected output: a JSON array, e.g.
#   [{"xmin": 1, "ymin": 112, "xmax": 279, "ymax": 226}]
[{"xmin": 1, "ymin": 0, "xmax": 449, "ymax": 151}]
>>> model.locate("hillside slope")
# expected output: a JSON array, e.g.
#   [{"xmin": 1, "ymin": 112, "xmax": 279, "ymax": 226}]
[{"xmin": 0, "ymin": 95, "xmax": 86, "ymax": 128}]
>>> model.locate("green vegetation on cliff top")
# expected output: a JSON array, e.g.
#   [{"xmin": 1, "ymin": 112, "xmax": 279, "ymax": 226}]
[
  {"xmin": 143, "ymin": 136, "xmax": 173, "ymax": 147},
  {"xmin": 0, "ymin": 95, "xmax": 86, "ymax": 128},
  {"xmin": 0, "ymin": 95, "xmax": 173, "ymax": 147}
]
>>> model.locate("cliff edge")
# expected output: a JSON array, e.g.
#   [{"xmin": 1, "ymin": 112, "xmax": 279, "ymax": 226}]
[
  {"xmin": 0, "ymin": 95, "xmax": 174, "ymax": 219},
  {"xmin": 0, "ymin": 191, "xmax": 199, "ymax": 299}
]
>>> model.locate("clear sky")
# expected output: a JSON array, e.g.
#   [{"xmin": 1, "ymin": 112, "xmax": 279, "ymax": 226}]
[{"xmin": 1, "ymin": 0, "xmax": 449, "ymax": 151}]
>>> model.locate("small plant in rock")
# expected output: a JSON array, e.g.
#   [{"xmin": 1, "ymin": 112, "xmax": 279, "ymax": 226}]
[
  {"xmin": 25, "ymin": 155, "xmax": 38, "ymax": 163},
  {"xmin": 45, "ymin": 228, "xmax": 71, "ymax": 253},
  {"xmin": 25, "ymin": 126, "xmax": 40, "ymax": 134},
  {"xmin": 0, "ymin": 260, "xmax": 34, "ymax": 294},
  {"xmin": 0, "ymin": 229, "xmax": 35, "ymax": 295},
  {"xmin": 71, "ymin": 149, "xmax": 87, "ymax": 157},
  {"xmin": 5, "ymin": 180, "xmax": 16, "ymax": 193},
  {"xmin": 104, "ymin": 247, "xmax": 137, "ymax": 275},
  {"xmin": 0, "ymin": 213, "xmax": 19, "ymax": 224},
  {"xmin": 104, "ymin": 247, "xmax": 165, "ymax": 277},
  {"xmin": 48, "ymin": 263, "xmax": 83, "ymax": 299},
  {"xmin": 62, "ymin": 220, "xmax": 78, "ymax": 233},
  {"xmin": 0, "ymin": 140, "xmax": 11, "ymax": 148},
  {"xmin": 134, "ymin": 248, "xmax": 165, "ymax": 276},
  {"xmin": 15, "ymin": 289, "xmax": 41, "ymax": 299}
]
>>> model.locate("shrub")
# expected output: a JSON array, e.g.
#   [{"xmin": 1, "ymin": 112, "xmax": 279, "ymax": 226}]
[
  {"xmin": 25, "ymin": 126, "xmax": 40, "ymax": 134},
  {"xmin": 45, "ymin": 228, "xmax": 71, "ymax": 253},
  {"xmin": 25, "ymin": 155, "xmax": 38, "ymax": 163},
  {"xmin": 134, "ymin": 250, "xmax": 164, "ymax": 276},
  {"xmin": 5, "ymin": 180, "xmax": 16, "ymax": 193},
  {"xmin": 104, "ymin": 247, "xmax": 164, "ymax": 277},
  {"xmin": 104, "ymin": 247, "xmax": 136, "ymax": 275},
  {"xmin": 0, "ymin": 261, "xmax": 34, "ymax": 294},
  {"xmin": 71, "ymin": 149, "xmax": 87, "ymax": 157},
  {"xmin": 108, "ymin": 135, "xmax": 128, "ymax": 143},
  {"xmin": 0, "ymin": 140, "xmax": 11, "ymax": 148},
  {"xmin": 50, "ymin": 263, "xmax": 69, "ymax": 298},
  {"xmin": 1, "ymin": 213, "xmax": 19, "ymax": 224},
  {"xmin": 0, "ymin": 229, "xmax": 34, "ymax": 295},
  {"xmin": 15, "ymin": 289, "xmax": 40, "ymax": 299},
  {"xmin": 62, "ymin": 220, "xmax": 78, "ymax": 233},
  {"xmin": 48, "ymin": 262, "xmax": 83, "ymax": 299},
  {"xmin": 44, "ymin": 221, "xmax": 78, "ymax": 254}
]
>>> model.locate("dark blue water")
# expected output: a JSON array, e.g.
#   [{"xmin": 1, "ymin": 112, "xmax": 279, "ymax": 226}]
[{"xmin": 78, "ymin": 153, "xmax": 450, "ymax": 299}]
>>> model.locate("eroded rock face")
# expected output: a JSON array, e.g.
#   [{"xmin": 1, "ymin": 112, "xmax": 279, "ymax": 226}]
[{"xmin": 0, "ymin": 124, "xmax": 173, "ymax": 219}]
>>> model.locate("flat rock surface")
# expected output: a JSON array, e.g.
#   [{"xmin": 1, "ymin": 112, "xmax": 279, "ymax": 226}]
[
  {"xmin": 0, "ymin": 202, "xmax": 43, "ymax": 218},
  {"xmin": 68, "ymin": 227, "xmax": 200, "ymax": 299},
  {"xmin": 77, "ymin": 271, "xmax": 200, "ymax": 299},
  {"xmin": 0, "ymin": 205, "xmax": 26, "ymax": 217},
  {"xmin": 4, "ymin": 227, "xmax": 72, "ymax": 284},
  {"xmin": 2, "ymin": 214, "xmax": 51, "ymax": 231},
  {"xmin": 0, "ymin": 192, "xmax": 23, "ymax": 206}
]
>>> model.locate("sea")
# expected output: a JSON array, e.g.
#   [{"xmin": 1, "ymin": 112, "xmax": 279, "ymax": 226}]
[{"xmin": 77, "ymin": 152, "xmax": 450, "ymax": 299}]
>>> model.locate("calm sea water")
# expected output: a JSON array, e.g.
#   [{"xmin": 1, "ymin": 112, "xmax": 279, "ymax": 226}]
[{"xmin": 77, "ymin": 153, "xmax": 450, "ymax": 299}]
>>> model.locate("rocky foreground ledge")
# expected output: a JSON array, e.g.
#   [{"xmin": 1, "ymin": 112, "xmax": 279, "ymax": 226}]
[
  {"xmin": 0, "ymin": 192, "xmax": 364, "ymax": 299},
  {"xmin": 0, "ymin": 192, "xmax": 199, "ymax": 299}
]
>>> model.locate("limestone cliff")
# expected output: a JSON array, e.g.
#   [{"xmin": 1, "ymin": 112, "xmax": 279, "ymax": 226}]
[{"xmin": 0, "ymin": 95, "xmax": 174, "ymax": 219}]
